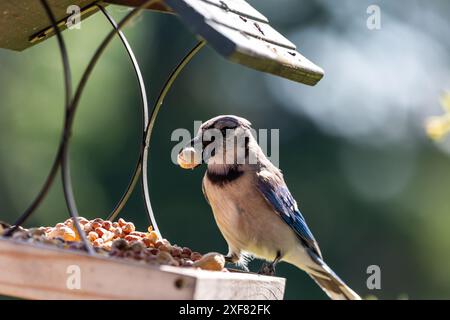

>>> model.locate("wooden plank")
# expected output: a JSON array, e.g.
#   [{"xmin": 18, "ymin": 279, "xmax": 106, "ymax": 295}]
[
  {"xmin": 190, "ymin": 270, "xmax": 285, "ymax": 300},
  {"xmin": 0, "ymin": 238, "xmax": 194, "ymax": 299},
  {"xmin": 208, "ymin": 21, "xmax": 324, "ymax": 85},
  {"xmin": 181, "ymin": 0, "xmax": 295, "ymax": 50},
  {"xmin": 103, "ymin": 0, "xmax": 172, "ymax": 13},
  {"xmin": 165, "ymin": 0, "xmax": 324, "ymax": 85},
  {"xmin": 0, "ymin": 238, "xmax": 285, "ymax": 300},
  {"xmin": 0, "ymin": 0, "xmax": 99, "ymax": 51},
  {"xmin": 200, "ymin": 0, "xmax": 268, "ymax": 23},
  {"xmin": 0, "ymin": 0, "xmax": 170, "ymax": 51},
  {"xmin": 0, "ymin": 0, "xmax": 324, "ymax": 85}
]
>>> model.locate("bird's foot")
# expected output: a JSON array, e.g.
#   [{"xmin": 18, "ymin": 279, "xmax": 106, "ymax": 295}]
[{"xmin": 258, "ymin": 262, "xmax": 276, "ymax": 276}]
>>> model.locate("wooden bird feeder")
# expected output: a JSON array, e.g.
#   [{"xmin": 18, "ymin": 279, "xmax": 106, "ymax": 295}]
[{"xmin": 0, "ymin": 0, "xmax": 323, "ymax": 300}]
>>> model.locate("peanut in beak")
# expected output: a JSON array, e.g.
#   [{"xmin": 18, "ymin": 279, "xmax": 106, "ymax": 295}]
[{"xmin": 177, "ymin": 146, "xmax": 202, "ymax": 169}]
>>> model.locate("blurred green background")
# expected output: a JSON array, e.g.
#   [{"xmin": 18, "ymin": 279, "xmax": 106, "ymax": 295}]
[{"xmin": 1, "ymin": 0, "xmax": 450, "ymax": 299}]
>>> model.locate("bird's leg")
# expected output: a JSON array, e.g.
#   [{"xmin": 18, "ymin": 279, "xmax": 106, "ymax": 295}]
[{"xmin": 258, "ymin": 251, "xmax": 282, "ymax": 276}]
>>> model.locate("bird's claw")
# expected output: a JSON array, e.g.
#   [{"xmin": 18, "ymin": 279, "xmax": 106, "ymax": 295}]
[{"xmin": 258, "ymin": 262, "xmax": 276, "ymax": 276}]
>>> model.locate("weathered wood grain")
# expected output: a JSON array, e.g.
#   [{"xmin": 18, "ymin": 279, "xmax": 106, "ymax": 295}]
[
  {"xmin": 0, "ymin": 0, "xmax": 99, "ymax": 51},
  {"xmin": 104, "ymin": 0, "xmax": 172, "ymax": 12},
  {"xmin": 0, "ymin": 238, "xmax": 285, "ymax": 300},
  {"xmin": 180, "ymin": 0, "xmax": 296, "ymax": 50},
  {"xmin": 200, "ymin": 0, "xmax": 268, "ymax": 23},
  {"xmin": 0, "ymin": 0, "xmax": 324, "ymax": 84},
  {"xmin": 165, "ymin": 0, "xmax": 324, "ymax": 85},
  {"xmin": 0, "ymin": 0, "xmax": 169, "ymax": 51}
]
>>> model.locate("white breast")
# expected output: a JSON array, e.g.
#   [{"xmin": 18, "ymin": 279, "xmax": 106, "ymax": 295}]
[{"xmin": 202, "ymin": 171, "xmax": 302, "ymax": 262}]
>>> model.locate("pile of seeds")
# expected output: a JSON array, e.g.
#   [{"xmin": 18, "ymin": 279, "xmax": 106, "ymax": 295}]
[{"xmin": 0, "ymin": 218, "xmax": 226, "ymax": 271}]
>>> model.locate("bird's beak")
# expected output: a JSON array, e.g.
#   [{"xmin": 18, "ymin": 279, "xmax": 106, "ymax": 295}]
[{"xmin": 177, "ymin": 136, "xmax": 203, "ymax": 170}]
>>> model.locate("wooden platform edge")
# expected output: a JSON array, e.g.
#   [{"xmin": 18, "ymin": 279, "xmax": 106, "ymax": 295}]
[{"xmin": 0, "ymin": 238, "xmax": 285, "ymax": 300}]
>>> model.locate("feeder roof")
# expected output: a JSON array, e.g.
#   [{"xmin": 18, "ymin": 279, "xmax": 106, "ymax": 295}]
[{"xmin": 0, "ymin": 0, "xmax": 324, "ymax": 85}]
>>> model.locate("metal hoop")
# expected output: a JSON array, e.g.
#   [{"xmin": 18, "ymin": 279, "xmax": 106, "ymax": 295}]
[
  {"xmin": 5, "ymin": 0, "xmax": 205, "ymax": 246},
  {"xmin": 59, "ymin": 0, "xmax": 159, "ymax": 254},
  {"xmin": 97, "ymin": 4, "xmax": 149, "ymax": 223},
  {"xmin": 5, "ymin": 0, "xmax": 158, "ymax": 251},
  {"xmin": 141, "ymin": 40, "xmax": 205, "ymax": 238},
  {"xmin": 98, "ymin": 7, "xmax": 205, "ymax": 238},
  {"xmin": 5, "ymin": 0, "xmax": 76, "ymax": 238}
]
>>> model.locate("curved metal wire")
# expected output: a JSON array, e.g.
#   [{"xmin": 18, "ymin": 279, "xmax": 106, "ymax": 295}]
[
  {"xmin": 107, "ymin": 41, "xmax": 205, "ymax": 231},
  {"xmin": 6, "ymin": 0, "xmax": 204, "ymax": 245},
  {"xmin": 56, "ymin": 0, "xmax": 158, "ymax": 253},
  {"xmin": 97, "ymin": 5, "xmax": 149, "ymax": 222},
  {"xmin": 40, "ymin": 0, "xmax": 93, "ymax": 254},
  {"xmin": 4, "ymin": 0, "xmax": 83, "ymax": 244},
  {"xmin": 5, "ymin": 0, "xmax": 158, "ymax": 248},
  {"xmin": 141, "ymin": 40, "xmax": 206, "ymax": 238}
]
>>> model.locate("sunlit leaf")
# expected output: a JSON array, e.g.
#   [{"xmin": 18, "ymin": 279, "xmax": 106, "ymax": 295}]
[
  {"xmin": 441, "ymin": 91, "xmax": 450, "ymax": 113},
  {"xmin": 425, "ymin": 115, "xmax": 450, "ymax": 141}
]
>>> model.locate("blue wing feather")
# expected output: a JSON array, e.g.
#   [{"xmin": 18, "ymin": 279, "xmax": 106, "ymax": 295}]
[{"xmin": 257, "ymin": 175, "xmax": 322, "ymax": 258}]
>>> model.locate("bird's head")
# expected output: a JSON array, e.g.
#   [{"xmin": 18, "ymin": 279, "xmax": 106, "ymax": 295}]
[{"xmin": 177, "ymin": 115, "xmax": 255, "ymax": 170}]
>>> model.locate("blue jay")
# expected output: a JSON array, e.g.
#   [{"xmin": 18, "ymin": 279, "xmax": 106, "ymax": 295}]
[{"xmin": 177, "ymin": 115, "xmax": 361, "ymax": 300}]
